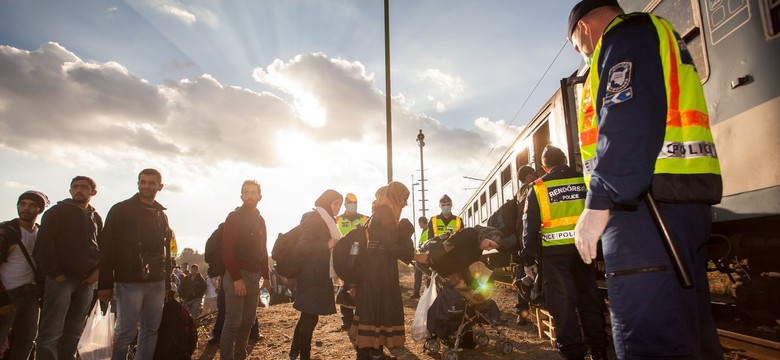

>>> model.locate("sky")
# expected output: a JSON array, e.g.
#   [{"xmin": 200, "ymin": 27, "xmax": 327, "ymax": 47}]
[{"xmin": 0, "ymin": 0, "xmax": 582, "ymax": 254}]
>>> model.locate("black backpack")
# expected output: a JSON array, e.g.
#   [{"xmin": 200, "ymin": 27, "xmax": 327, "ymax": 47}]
[
  {"xmin": 271, "ymin": 225, "xmax": 305, "ymax": 278},
  {"xmin": 204, "ymin": 223, "xmax": 225, "ymax": 277},
  {"xmin": 153, "ymin": 298, "xmax": 197, "ymax": 360},
  {"xmin": 487, "ymin": 199, "xmax": 521, "ymax": 251}
]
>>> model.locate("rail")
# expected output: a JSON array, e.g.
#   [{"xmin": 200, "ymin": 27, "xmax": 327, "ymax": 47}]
[{"xmin": 718, "ymin": 329, "xmax": 780, "ymax": 360}]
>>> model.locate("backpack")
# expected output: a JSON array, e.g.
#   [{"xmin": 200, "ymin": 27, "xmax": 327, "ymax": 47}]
[
  {"xmin": 204, "ymin": 223, "xmax": 225, "ymax": 277},
  {"xmin": 487, "ymin": 198, "xmax": 521, "ymax": 252},
  {"xmin": 271, "ymin": 225, "xmax": 305, "ymax": 278},
  {"xmin": 153, "ymin": 298, "xmax": 197, "ymax": 360}
]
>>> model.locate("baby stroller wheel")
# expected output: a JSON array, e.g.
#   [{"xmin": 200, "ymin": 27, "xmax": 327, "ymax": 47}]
[
  {"xmin": 494, "ymin": 339, "xmax": 514, "ymax": 355},
  {"xmin": 441, "ymin": 348, "xmax": 459, "ymax": 360},
  {"xmin": 473, "ymin": 331, "xmax": 489, "ymax": 347},
  {"xmin": 425, "ymin": 339, "xmax": 440, "ymax": 354}
]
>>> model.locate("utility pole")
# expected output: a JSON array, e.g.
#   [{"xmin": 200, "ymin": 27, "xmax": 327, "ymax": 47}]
[
  {"xmin": 384, "ymin": 0, "xmax": 393, "ymax": 183},
  {"xmin": 417, "ymin": 130, "xmax": 427, "ymax": 218}
]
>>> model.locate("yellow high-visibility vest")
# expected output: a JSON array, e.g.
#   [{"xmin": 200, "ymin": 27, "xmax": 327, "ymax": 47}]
[
  {"xmin": 336, "ymin": 215, "xmax": 368, "ymax": 236},
  {"xmin": 533, "ymin": 177, "xmax": 586, "ymax": 247},
  {"xmin": 431, "ymin": 216, "xmax": 462, "ymax": 238},
  {"xmin": 578, "ymin": 13, "xmax": 721, "ymax": 204}
]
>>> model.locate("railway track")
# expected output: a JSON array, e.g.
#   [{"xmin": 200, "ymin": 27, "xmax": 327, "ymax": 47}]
[{"xmin": 718, "ymin": 329, "xmax": 780, "ymax": 360}]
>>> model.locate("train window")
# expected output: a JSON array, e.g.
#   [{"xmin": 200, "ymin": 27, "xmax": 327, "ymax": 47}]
[
  {"xmin": 653, "ymin": 0, "xmax": 709, "ymax": 82},
  {"xmin": 472, "ymin": 202, "xmax": 479, "ymax": 224},
  {"xmin": 515, "ymin": 148, "xmax": 529, "ymax": 170},
  {"xmin": 479, "ymin": 192, "xmax": 488, "ymax": 224},
  {"xmin": 760, "ymin": 0, "xmax": 780, "ymax": 38},
  {"xmin": 467, "ymin": 208, "xmax": 473, "ymax": 227},
  {"xmin": 489, "ymin": 181, "xmax": 499, "ymax": 215},
  {"xmin": 502, "ymin": 165, "xmax": 514, "ymax": 203}
]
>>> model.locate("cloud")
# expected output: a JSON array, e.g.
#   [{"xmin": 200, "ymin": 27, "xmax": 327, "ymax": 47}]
[
  {"xmin": 143, "ymin": 1, "xmax": 218, "ymax": 28},
  {"xmin": 0, "ymin": 42, "xmax": 503, "ymax": 188},
  {"xmin": 417, "ymin": 68, "xmax": 466, "ymax": 113}
]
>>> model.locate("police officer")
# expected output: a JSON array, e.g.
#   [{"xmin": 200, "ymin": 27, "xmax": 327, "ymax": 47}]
[
  {"xmin": 334, "ymin": 193, "xmax": 367, "ymax": 331},
  {"xmin": 568, "ymin": 0, "xmax": 723, "ymax": 358},
  {"xmin": 427, "ymin": 195, "xmax": 463, "ymax": 238},
  {"xmin": 520, "ymin": 145, "xmax": 608, "ymax": 360}
]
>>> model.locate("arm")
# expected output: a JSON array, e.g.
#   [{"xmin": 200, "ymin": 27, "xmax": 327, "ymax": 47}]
[
  {"xmin": 97, "ymin": 204, "xmax": 123, "ymax": 291},
  {"xmin": 222, "ymin": 211, "xmax": 242, "ymax": 282},
  {"xmin": 520, "ymin": 188, "xmax": 541, "ymax": 266},
  {"xmin": 34, "ymin": 207, "xmax": 65, "ymax": 279},
  {"xmin": 587, "ymin": 18, "xmax": 667, "ymax": 210},
  {"xmin": 258, "ymin": 215, "xmax": 270, "ymax": 282}
]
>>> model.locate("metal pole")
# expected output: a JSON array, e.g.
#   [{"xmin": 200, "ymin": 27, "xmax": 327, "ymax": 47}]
[
  {"xmin": 418, "ymin": 130, "xmax": 427, "ymax": 218},
  {"xmin": 384, "ymin": 0, "xmax": 393, "ymax": 183},
  {"xmin": 411, "ymin": 175, "xmax": 417, "ymax": 244}
]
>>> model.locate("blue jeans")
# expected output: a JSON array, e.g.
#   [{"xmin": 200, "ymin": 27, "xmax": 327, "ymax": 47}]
[
  {"xmin": 36, "ymin": 276, "xmax": 94, "ymax": 360},
  {"xmin": 111, "ymin": 281, "xmax": 165, "ymax": 360},
  {"xmin": 0, "ymin": 284, "xmax": 40, "ymax": 360},
  {"xmin": 220, "ymin": 271, "xmax": 260, "ymax": 360}
]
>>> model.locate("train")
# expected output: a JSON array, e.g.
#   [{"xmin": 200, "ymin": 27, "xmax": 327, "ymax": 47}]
[{"xmin": 459, "ymin": 0, "xmax": 780, "ymax": 325}]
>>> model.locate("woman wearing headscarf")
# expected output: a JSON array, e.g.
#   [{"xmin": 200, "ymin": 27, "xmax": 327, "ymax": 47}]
[
  {"xmin": 289, "ymin": 190, "xmax": 343, "ymax": 360},
  {"xmin": 352, "ymin": 182, "xmax": 428, "ymax": 360}
]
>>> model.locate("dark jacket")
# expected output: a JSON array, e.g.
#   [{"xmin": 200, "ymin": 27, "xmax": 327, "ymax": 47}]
[
  {"xmin": 427, "ymin": 227, "xmax": 482, "ymax": 282},
  {"xmin": 98, "ymin": 194, "xmax": 171, "ymax": 289},
  {"xmin": 180, "ymin": 272, "xmax": 206, "ymax": 301},
  {"xmin": 293, "ymin": 211, "xmax": 336, "ymax": 315},
  {"xmin": 222, "ymin": 205, "xmax": 268, "ymax": 281},
  {"xmin": 34, "ymin": 199, "xmax": 102, "ymax": 280}
]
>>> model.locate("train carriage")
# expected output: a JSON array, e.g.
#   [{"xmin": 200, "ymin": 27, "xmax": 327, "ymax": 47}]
[{"xmin": 459, "ymin": 0, "xmax": 780, "ymax": 324}]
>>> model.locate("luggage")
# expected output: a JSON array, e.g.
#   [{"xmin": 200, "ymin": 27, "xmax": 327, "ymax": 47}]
[
  {"xmin": 271, "ymin": 225, "xmax": 305, "ymax": 278},
  {"xmin": 153, "ymin": 298, "xmax": 197, "ymax": 360},
  {"xmin": 332, "ymin": 225, "xmax": 368, "ymax": 284},
  {"xmin": 204, "ymin": 223, "xmax": 225, "ymax": 277}
]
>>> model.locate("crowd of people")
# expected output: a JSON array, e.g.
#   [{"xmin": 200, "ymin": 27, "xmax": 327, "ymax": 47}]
[{"xmin": 0, "ymin": 1, "xmax": 726, "ymax": 359}]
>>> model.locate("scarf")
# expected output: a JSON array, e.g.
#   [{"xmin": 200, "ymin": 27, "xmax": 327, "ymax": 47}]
[{"xmin": 315, "ymin": 206, "xmax": 343, "ymax": 283}]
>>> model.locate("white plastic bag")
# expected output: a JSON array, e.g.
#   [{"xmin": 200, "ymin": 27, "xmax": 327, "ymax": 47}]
[
  {"xmin": 411, "ymin": 275, "xmax": 437, "ymax": 341},
  {"xmin": 77, "ymin": 303, "xmax": 114, "ymax": 360}
]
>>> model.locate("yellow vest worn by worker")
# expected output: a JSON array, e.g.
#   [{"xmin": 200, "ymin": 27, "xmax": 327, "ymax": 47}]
[
  {"xmin": 336, "ymin": 214, "xmax": 368, "ymax": 236},
  {"xmin": 431, "ymin": 216, "xmax": 462, "ymax": 238},
  {"xmin": 578, "ymin": 13, "xmax": 721, "ymax": 204},
  {"xmin": 533, "ymin": 177, "xmax": 587, "ymax": 247}
]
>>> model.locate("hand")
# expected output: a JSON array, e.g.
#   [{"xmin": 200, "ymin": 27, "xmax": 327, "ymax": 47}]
[
  {"xmin": 413, "ymin": 253, "xmax": 429, "ymax": 264},
  {"xmin": 97, "ymin": 289, "xmax": 113, "ymax": 303},
  {"xmin": 83, "ymin": 269, "xmax": 99, "ymax": 285},
  {"xmin": 54, "ymin": 275, "xmax": 66, "ymax": 282},
  {"xmin": 524, "ymin": 264, "xmax": 538, "ymax": 279},
  {"xmin": 0, "ymin": 304, "xmax": 13, "ymax": 317},
  {"xmin": 233, "ymin": 278, "xmax": 247, "ymax": 297},
  {"xmin": 574, "ymin": 208, "xmax": 610, "ymax": 264},
  {"xmin": 328, "ymin": 238, "xmax": 337, "ymax": 250}
]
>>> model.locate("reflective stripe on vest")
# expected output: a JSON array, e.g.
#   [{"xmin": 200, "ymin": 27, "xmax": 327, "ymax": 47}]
[
  {"xmin": 533, "ymin": 177, "xmax": 586, "ymax": 247},
  {"xmin": 336, "ymin": 215, "xmax": 368, "ymax": 236},
  {"xmin": 431, "ymin": 216, "xmax": 462, "ymax": 237},
  {"xmin": 578, "ymin": 13, "xmax": 720, "ymax": 193}
]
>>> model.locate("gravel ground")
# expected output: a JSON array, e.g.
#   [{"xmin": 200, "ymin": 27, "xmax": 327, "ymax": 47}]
[{"xmin": 192, "ymin": 270, "xmax": 566, "ymax": 360}]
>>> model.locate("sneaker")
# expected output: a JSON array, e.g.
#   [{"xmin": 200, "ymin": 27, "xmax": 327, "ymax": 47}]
[
  {"xmin": 249, "ymin": 332, "xmax": 264, "ymax": 340},
  {"xmin": 516, "ymin": 315, "xmax": 529, "ymax": 326}
]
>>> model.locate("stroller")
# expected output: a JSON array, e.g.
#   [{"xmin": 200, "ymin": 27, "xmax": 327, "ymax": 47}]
[
  {"xmin": 417, "ymin": 231, "xmax": 515, "ymax": 360},
  {"xmin": 421, "ymin": 270, "xmax": 514, "ymax": 360}
]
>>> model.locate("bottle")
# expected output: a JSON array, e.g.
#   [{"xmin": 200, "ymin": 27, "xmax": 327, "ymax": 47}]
[
  {"xmin": 347, "ymin": 241, "xmax": 360, "ymax": 268},
  {"xmin": 260, "ymin": 289, "xmax": 270, "ymax": 308}
]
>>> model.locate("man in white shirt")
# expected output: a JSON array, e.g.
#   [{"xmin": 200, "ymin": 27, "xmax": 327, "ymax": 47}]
[{"xmin": 0, "ymin": 190, "xmax": 49, "ymax": 360}]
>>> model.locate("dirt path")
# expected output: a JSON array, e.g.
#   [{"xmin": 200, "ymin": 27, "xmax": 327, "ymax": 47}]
[{"xmin": 192, "ymin": 270, "xmax": 563, "ymax": 359}]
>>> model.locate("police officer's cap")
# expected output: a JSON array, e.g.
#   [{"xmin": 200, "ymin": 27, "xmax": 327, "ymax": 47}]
[
  {"xmin": 345, "ymin": 193, "xmax": 358, "ymax": 203},
  {"xmin": 568, "ymin": 0, "xmax": 620, "ymax": 39},
  {"xmin": 439, "ymin": 194, "xmax": 452, "ymax": 204}
]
